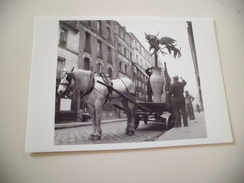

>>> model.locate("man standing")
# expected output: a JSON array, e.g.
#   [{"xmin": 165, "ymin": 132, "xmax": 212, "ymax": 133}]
[
  {"xmin": 145, "ymin": 67, "xmax": 153, "ymax": 102},
  {"xmin": 167, "ymin": 75, "xmax": 188, "ymax": 127},
  {"xmin": 196, "ymin": 103, "xmax": 200, "ymax": 113},
  {"xmin": 185, "ymin": 91, "xmax": 195, "ymax": 120}
]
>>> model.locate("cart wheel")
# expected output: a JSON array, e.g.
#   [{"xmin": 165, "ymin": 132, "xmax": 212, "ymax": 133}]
[
  {"xmin": 135, "ymin": 117, "xmax": 140, "ymax": 129},
  {"xmin": 143, "ymin": 116, "xmax": 148, "ymax": 124},
  {"xmin": 165, "ymin": 114, "xmax": 175, "ymax": 130}
]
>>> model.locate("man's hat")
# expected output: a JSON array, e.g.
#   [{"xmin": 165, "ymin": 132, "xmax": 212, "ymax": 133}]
[{"xmin": 172, "ymin": 75, "xmax": 179, "ymax": 80}]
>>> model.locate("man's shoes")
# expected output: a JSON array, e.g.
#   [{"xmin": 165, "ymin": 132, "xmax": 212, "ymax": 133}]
[{"xmin": 184, "ymin": 124, "xmax": 188, "ymax": 127}]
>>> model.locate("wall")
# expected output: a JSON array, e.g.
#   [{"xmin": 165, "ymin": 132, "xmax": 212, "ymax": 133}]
[{"xmin": 0, "ymin": 0, "xmax": 244, "ymax": 183}]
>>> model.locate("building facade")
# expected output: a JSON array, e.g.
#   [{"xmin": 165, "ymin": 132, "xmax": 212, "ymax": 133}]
[{"xmin": 56, "ymin": 20, "xmax": 152, "ymax": 122}]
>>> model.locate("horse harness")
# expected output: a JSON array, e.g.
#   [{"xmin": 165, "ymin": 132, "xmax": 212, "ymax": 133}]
[
  {"xmin": 99, "ymin": 73, "xmax": 136, "ymax": 103},
  {"xmin": 60, "ymin": 71, "xmax": 134, "ymax": 104},
  {"xmin": 59, "ymin": 72, "xmax": 76, "ymax": 98},
  {"xmin": 79, "ymin": 72, "xmax": 95, "ymax": 98},
  {"xmin": 59, "ymin": 71, "xmax": 95, "ymax": 98},
  {"xmin": 99, "ymin": 72, "xmax": 113, "ymax": 104}
]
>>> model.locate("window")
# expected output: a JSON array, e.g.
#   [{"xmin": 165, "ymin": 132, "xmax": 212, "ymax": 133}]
[
  {"xmin": 97, "ymin": 63, "xmax": 103, "ymax": 73},
  {"xmin": 107, "ymin": 46, "xmax": 112, "ymax": 63},
  {"xmin": 57, "ymin": 57, "xmax": 65, "ymax": 71},
  {"xmin": 84, "ymin": 32, "xmax": 91, "ymax": 53},
  {"xmin": 125, "ymin": 64, "xmax": 128, "ymax": 73},
  {"xmin": 97, "ymin": 21, "xmax": 102, "ymax": 34},
  {"xmin": 129, "ymin": 38, "xmax": 132, "ymax": 46},
  {"xmin": 124, "ymin": 48, "xmax": 126, "ymax": 57},
  {"xmin": 59, "ymin": 27, "xmax": 68, "ymax": 46},
  {"xmin": 108, "ymin": 67, "xmax": 112, "ymax": 78},
  {"xmin": 84, "ymin": 57, "xmax": 90, "ymax": 70},
  {"xmin": 97, "ymin": 40, "xmax": 102, "ymax": 58},
  {"xmin": 118, "ymin": 43, "xmax": 122, "ymax": 53},
  {"xmin": 107, "ymin": 26, "xmax": 111, "ymax": 40},
  {"xmin": 57, "ymin": 57, "xmax": 65, "ymax": 78},
  {"xmin": 119, "ymin": 61, "xmax": 122, "ymax": 71},
  {"xmin": 118, "ymin": 27, "xmax": 121, "ymax": 36},
  {"xmin": 130, "ymin": 52, "xmax": 132, "ymax": 61}
]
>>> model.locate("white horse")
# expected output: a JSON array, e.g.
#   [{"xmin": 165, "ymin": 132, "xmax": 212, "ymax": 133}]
[{"xmin": 57, "ymin": 67, "xmax": 137, "ymax": 141}]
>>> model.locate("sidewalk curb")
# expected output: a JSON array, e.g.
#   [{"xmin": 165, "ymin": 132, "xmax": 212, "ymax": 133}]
[{"xmin": 55, "ymin": 118, "xmax": 127, "ymax": 129}]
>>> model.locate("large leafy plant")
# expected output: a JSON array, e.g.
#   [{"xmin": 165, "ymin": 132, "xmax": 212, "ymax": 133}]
[{"xmin": 145, "ymin": 33, "xmax": 181, "ymax": 67}]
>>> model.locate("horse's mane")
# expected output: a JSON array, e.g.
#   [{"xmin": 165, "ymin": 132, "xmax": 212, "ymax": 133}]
[
  {"xmin": 75, "ymin": 69, "xmax": 92, "ymax": 76},
  {"xmin": 73, "ymin": 69, "xmax": 93, "ymax": 92}
]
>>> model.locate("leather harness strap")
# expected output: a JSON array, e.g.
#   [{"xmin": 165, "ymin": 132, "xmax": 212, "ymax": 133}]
[
  {"xmin": 99, "ymin": 72, "xmax": 113, "ymax": 104},
  {"xmin": 119, "ymin": 78, "xmax": 136, "ymax": 96},
  {"xmin": 79, "ymin": 72, "xmax": 95, "ymax": 98}
]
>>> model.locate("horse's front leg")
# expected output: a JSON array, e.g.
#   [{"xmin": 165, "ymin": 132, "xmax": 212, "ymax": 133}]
[
  {"xmin": 121, "ymin": 99, "xmax": 135, "ymax": 136},
  {"xmin": 92, "ymin": 105, "xmax": 103, "ymax": 141},
  {"xmin": 88, "ymin": 106, "xmax": 96, "ymax": 140},
  {"xmin": 128, "ymin": 100, "xmax": 136, "ymax": 133}
]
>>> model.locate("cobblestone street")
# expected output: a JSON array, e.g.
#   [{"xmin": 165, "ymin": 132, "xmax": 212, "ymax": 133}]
[{"xmin": 55, "ymin": 120, "xmax": 166, "ymax": 145}]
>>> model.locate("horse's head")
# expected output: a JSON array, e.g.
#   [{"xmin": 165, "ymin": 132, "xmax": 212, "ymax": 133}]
[{"xmin": 57, "ymin": 67, "xmax": 76, "ymax": 97}]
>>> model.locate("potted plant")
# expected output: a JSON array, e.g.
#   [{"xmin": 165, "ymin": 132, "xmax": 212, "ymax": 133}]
[{"xmin": 145, "ymin": 33, "xmax": 181, "ymax": 102}]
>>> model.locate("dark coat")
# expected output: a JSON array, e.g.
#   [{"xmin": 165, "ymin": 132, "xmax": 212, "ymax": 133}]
[{"xmin": 168, "ymin": 79, "xmax": 187, "ymax": 102}]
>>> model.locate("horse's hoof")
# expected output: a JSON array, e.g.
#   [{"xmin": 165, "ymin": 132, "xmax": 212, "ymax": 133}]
[
  {"xmin": 128, "ymin": 131, "xmax": 135, "ymax": 136},
  {"xmin": 92, "ymin": 135, "xmax": 101, "ymax": 141},
  {"xmin": 98, "ymin": 130, "xmax": 102, "ymax": 135},
  {"xmin": 88, "ymin": 135, "xmax": 94, "ymax": 140}
]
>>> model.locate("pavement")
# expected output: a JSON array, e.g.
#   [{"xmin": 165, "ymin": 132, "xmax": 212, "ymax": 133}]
[
  {"xmin": 156, "ymin": 112, "xmax": 207, "ymax": 141},
  {"xmin": 55, "ymin": 112, "xmax": 207, "ymax": 141}
]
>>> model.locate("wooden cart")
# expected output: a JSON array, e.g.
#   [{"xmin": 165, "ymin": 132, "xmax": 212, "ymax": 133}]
[{"xmin": 134, "ymin": 102, "xmax": 175, "ymax": 130}]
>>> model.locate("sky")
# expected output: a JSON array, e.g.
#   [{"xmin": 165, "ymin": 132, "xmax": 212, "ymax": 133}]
[{"xmin": 116, "ymin": 17, "xmax": 199, "ymax": 100}]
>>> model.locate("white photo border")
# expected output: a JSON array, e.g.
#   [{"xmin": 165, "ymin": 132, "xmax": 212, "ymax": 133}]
[{"xmin": 25, "ymin": 17, "xmax": 233, "ymax": 153}]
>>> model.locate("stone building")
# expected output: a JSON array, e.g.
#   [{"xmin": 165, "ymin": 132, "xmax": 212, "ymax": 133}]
[
  {"xmin": 55, "ymin": 21, "xmax": 80, "ymax": 123},
  {"xmin": 129, "ymin": 33, "xmax": 152, "ymax": 101},
  {"xmin": 56, "ymin": 20, "xmax": 152, "ymax": 122}
]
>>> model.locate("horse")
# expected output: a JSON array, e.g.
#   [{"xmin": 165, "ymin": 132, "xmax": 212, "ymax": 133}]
[{"xmin": 57, "ymin": 67, "xmax": 137, "ymax": 141}]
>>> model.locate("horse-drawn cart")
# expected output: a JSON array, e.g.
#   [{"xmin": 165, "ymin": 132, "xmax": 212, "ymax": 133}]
[
  {"xmin": 98, "ymin": 80, "xmax": 175, "ymax": 131},
  {"xmin": 58, "ymin": 68, "xmax": 175, "ymax": 141}
]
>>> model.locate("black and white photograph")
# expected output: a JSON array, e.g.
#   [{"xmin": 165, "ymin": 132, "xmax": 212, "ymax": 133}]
[
  {"xmin": 55, "ymin": 19, "xmax": 206, "ymax": 145},
  {"xmin": 25, "ymin": 17, "xmax": 232, "ymax": 152}
]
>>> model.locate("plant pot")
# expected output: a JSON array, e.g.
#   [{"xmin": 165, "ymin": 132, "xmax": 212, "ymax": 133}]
[{"xmin": 149, "ymin": 67, "xmax": 164, "ymax": 103}]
